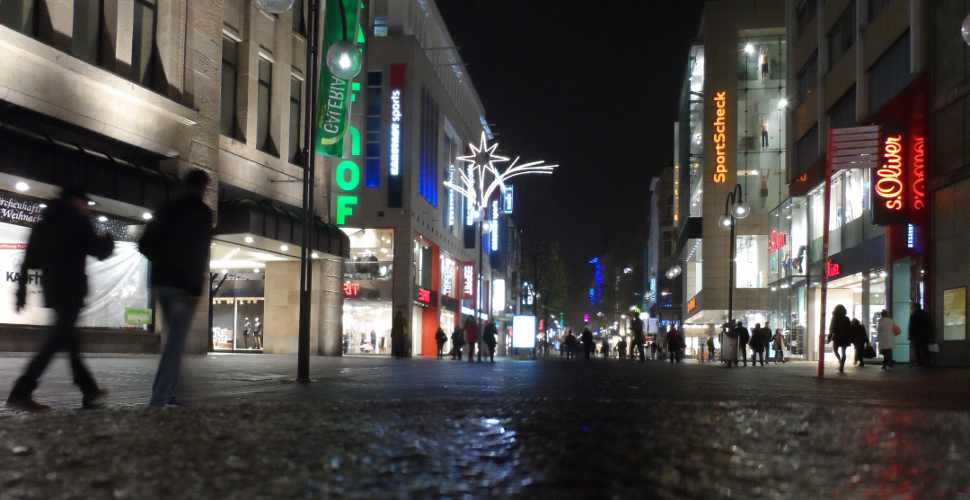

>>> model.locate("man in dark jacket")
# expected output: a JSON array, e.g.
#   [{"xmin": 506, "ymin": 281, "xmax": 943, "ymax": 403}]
[
  {"xmin": 736, "ymin": 321, "xmax": 751, "ymax": 367},
  {"xmin": 581, "ymin": 327, "xmax": 594, "ymax": 360},
  {"xmin": 451, "ymin": 326, "xmax": 464, "ymax": 360},
  {"xmin": 483, "ymin": 321, "xmax": 498, "ymax": 362},
  {"xmin": 435, "ymin": 326, "xmax": 447, "ymax": 359},
  {"xmin": 630, "ymin": 314, "xmax": 646, "ymax": 362},
  {"xmin": 7, "ymin": 187, "xmax": 114, "ymax": 411},
  {"xmin": 139, "ymin": 170, "xmax": 213, "ymax": 407},
  {"xmin": 909, "ymin": 304, "xmax": 933, "ymax": 367}
]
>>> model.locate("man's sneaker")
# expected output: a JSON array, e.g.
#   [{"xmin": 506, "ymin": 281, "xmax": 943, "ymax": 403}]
[
  {"xmin": 81, "ymin": 389, "xmax": 108, "ymax": 410},
  {"xmin": 6, "ymin": 396, "xmax": 51, "ymax": 412}
]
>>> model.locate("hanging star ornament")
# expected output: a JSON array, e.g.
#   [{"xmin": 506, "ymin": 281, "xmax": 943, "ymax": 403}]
[{"xmin": 445, "ymin": 131, "xmax": 558, "ymax": 221}]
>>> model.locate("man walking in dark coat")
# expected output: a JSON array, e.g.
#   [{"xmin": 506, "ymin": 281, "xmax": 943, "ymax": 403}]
[
  {"xmin": 6, "ymin": 187, "xmax": 114, "ymax": 411},
  {"xmin": 139, "ymin": 170, "xmax": 213, "ymax": 407},
  {"xmin": 736, "ymin": 321, "xmax": 751, "ymax": 367},
  {"xmin": 909, "ymin": 304, "xmax": 934, "ymax": 367},
  {"xmin": 581, "ymin": 327, "xmax": 594, "ymax": 360}
]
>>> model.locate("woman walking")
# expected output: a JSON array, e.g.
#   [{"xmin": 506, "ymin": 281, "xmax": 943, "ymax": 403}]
[
  {"xmin": 829, "ymin": 305, "xmax": 852, "ymax": 373},
  {"xmin": 878, "ymin": 310, "xmax": 899, "ymax": 371},
  {"xmin": 772, "ymin": 328, "xmax": 785, "ymax": 363}
]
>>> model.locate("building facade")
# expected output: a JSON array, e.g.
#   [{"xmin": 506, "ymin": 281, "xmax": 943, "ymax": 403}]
[
  {"xmin": 337, "ymin": 0, "xmax": 517, "ymax": 357},
  {"xmin": 673, "ymin": 0, "xmax": 787, "ymax": 349},
  {"xmin": 0, "ymin": 0, "xmax": 349, "ymax": 355}
]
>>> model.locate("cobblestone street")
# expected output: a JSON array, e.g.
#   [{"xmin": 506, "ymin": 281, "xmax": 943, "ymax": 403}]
[{"xmin": 2, "ymin": 355, "xmax": 970, "ymax": 498}]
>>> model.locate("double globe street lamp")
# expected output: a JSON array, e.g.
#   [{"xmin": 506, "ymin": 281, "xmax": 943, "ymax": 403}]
[
  {"xmin": 718, "ymin": 184, "xmax": 750, "ymax": 326},
  {"xmin": 254, "ymin": 0, "xmax": 363, "ymax": 381}
]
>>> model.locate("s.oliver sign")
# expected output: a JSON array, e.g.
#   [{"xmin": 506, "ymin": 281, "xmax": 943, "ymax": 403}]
[{"xmin": 871, "ymin": 130, "xmax": 927, "ymax": 227}]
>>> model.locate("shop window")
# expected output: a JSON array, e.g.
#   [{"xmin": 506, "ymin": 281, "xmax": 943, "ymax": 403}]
[
  {"xmin": 869, "ymin": 31, "xmax": 911, "ymax": 116},
  {"xmin": 736, "ymin": 235, "xmax": 769, "ymax": 288},
  {"xmin": 72, "ymin": 0, "xmax": 105, "ymax": 65},
  {"xmin": 220, "ymin": 36, "xmax": 244, "ymax": 140},
  {"xmin": 343, "ymin": 228, "xmax": 394, "ymax": 282},
  {"xmin": 685, "ymin": 239, "xmax": 703, "ymax": 300},
  {"xmin": 796, "ymin": 0, "xmax": 818, "ymax": 39},
  {"xmin": 826, "ymin": 1, "xmax": 856, "ymax": 72},
  {"xmin": 739, "ymin": 37, "xmax": 784, "ymax": 82},
  {"xmin": 292, "ymin": 0, "xmax": 305, "ymax": 35},
  {"xmin": 828, "ymin": 86, "xmax": 856, "ymax": 129},
  {"xmin": 796, "ymin": 51, "xmax": 817, "ymax": 105},
  {"xmin": 289, "ymin": 75, "xmax": 304, "ymax": 165},
  {"xmin": 257, "ymin": 56, "xmax": 279, "ymax": 156}
]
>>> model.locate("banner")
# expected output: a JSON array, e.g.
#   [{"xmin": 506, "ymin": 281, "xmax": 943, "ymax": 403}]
[{"xmin": 315, "ymin": 0, "xmax": 363, "ymax": 157}]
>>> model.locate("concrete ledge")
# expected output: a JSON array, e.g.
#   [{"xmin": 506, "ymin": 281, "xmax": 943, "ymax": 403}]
[{"xmin": 0, "ymin": 325, "xmax": 160, "ymax": 354}]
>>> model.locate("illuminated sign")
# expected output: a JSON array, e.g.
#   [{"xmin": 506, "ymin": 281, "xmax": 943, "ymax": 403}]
[
  {"xmin": 826, "ymin": 259, "xmax": 841, "ymax": 278},
  {"xmin": 687, "ymin": 295, "xmax": 698, "ymax": 314},
  {"xmin": 502, "ymin": 185, "xmax": 514, "ymax": 214},
  {"xmin": 907, "ymin": 223, "xmax": 916, "ymax": 250},
  {"xmin": 512, "ymin": 315, "xmax": 536, "ymax": 349},
  {"xmin": 464, "ymin": 166, "xmax": 475, "ymax": 226},
  {"xmin": 713, "ymin": 91, "xmax": 728, "ymax": 183},
  {"xmin": 343, "ymin": 281, "xmax": 361, "ymax": 298},
  {"xmin": 490, "ymin": 200, "xmax": 499, "ymax": 252},
  {"xmin": 583, "ymin": 312, "xmax": 590, "ymax": 323},
  {"xmin": 492, "ymin": 279, "xmax": 506, "ymax": 313},
  {"xmin": 462, "ymin": 263, "xmax": 475, "ymax": 299},
  {"xmin": 447, "ymin": 165, "xmax": 456, "ymax": 226},
  {"xmin": 389, "ymin": 64, "xmax": 405, "ymax": 177},
  {"xmin": 911, "ymin": 135, "xmax": 926, "ymax": 213},
  {"xmin": 416, "ymin": 287, "xmax": 432, "ymax": 305},
  {"xmin": 441, "ymin": 256, "xmax": 456, "ymax": 297},
  {"xmin": 768, "ymin": 229, "xmax": 786, "ymax": 253},
  {"xmin": 875, "ymin": 134, "xmax": 905, "ymax": 212}
]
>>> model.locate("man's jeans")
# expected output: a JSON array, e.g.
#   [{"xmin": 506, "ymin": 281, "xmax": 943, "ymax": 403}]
[{"xmin": 150, "ymin": 287, "xmax": 198, "ymax": 406}]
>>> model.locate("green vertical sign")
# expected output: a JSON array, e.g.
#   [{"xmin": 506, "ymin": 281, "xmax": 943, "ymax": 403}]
[{"xmin": 315, "ymin": 0, "xmax": 362, "ymax": 157}]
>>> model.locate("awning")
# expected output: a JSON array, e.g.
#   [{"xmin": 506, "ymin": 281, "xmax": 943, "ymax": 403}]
[{"xmin": 214, "ymin": 198, "xmax": 349, "ymax": 258}]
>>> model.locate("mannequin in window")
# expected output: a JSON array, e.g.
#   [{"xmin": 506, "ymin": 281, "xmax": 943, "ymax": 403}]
[
  {"xmin": 252, "ymin": 317, "xmax": 262, "ymax": 349},
  {"xmin": 242, "ymin": 318, "xmax": 252, "ymax": 349},
  {"xmin": 760, "ymin": 48, "xmax": 769, "ymax": 81},
  {"xmin": 761, "ymin": 120, "xmax": 770, "ymax": 149}
]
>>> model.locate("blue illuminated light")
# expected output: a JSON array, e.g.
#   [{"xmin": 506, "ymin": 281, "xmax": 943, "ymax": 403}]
[{"xmin": 906, "ymin": 224, "xmax": 915, "ymax": 249}]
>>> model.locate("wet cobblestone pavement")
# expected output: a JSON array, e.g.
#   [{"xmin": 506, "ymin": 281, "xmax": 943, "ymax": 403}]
[{"xmin": 2, "ymin": 355, "xmax": 970, "ymax": 498}]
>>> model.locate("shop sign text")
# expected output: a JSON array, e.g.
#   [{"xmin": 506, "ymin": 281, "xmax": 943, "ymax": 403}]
[
  {"xmin": 416, "ymin": 287, "xmax": 432, "ymax": 305},
  {"xmin": 826, "ymin": 259, "xmax": 841, "ymax": 278},
  {"xmin": 462, "ymin": 263, "xmax": 475, "ymax": 299},
  {"xmin": 687, "ymin": 295, "xmax": 698, "ymax": 314},
  {"xmin": 343, "ymin": 281, "xmax": 361, "ymax": 298},
  {"xmin": 911, "ymin": 135, "xmax": 925, "ymax": 213},
  {"xmin": 768, "ymin": 230, "xmax": 786, "ymax": 253},
  {"xmin": 874, "ymin": 134, "xmax": 905, "ymax": 215},
  {"xmin": 713, "ymin": 91, "xmax": 728, "ymax": 184}
]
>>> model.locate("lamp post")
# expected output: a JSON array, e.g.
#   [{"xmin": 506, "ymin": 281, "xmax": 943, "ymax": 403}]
[
  {"xmin": 256, "ymin": 0, "xmax": 363, "ymax": 382},
  {"xmin": 718, "ymin": 184, "xmax": 750, "ymax": 326},
  {"xmin": 445, "ymin": 132, "xmax": 557, "ymax": 354}
]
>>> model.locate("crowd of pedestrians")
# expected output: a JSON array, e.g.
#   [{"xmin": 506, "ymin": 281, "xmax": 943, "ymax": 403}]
[{"xmin": 718, "ymin": 320, "xmax": 787, "ymax": 368}]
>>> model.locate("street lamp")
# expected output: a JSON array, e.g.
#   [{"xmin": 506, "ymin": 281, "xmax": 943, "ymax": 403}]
[
  {"xmin": 963, "ymin": 14, "xmax": 970, "ymax": 45},
  {"xmin": 719, "ymin": 184, "xmax": 749, "ymax": 326}
]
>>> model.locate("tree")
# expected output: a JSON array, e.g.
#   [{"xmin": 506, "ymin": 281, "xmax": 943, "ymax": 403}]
[{"xmin": 526, "ymin": 242, "xmax": 568, "ymax": 317}]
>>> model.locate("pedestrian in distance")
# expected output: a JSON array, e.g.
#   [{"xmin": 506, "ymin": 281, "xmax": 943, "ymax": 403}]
[
  {"xmin": 750, "ymin": 323, "xmax": 765, "ymax": 366},
  {"xmin": 451, "ymin": 325, "xmax": 464, "ymax": 360},
  {"xmin": 850, "ymin": 318, "xmax": 869, "ymax": 367},
  {"xmin": 828, "ymin": 305, "xmax": 852, "ymax": 374},
  {"xmin": 435, "ymin": 326, "xmax": 448, "ymax": 359},
  {"xmin": 483, "ymin": 321, "xmax": 498, "ymax": 362},
  {"xmin": 666, "ymin": 326, "xmax": 683, "ymax": 363},
  {"xmin": 464, "ymin": 318, "xmax": 478, "ymax": 363},
  {"xmin": 735, "ymin": 321, "xmax": 750, "ymax": 367},
  {"xmin": 878, "ymin": 310, "xmax": 899, "ymax": 371},
  {"xmin": 707, "ymin": 336, "xmax": 716, "ymax": 364},
  {"xmin": 722, "ymin": 322, "xmax": 739, "ymax": 368},
  {"xmin": 139, "ymin": 169, "xmax": 213, "ymax": 408},
  {"xmin": 617, "ymin": 337, "xmax": 627, "ymax": 360},
  {"xmin": 391, "ymin": 311, "xmax": 408, "ymax": 358},
  {"xmin": 6, "ymin": 186, "xmax": 114, "ymax": 412},
  {"xmin": 631, "ymin": 313, "xmax": 646, "ymax": 362},
  {"xmin": 601, "ymin": 335, "xmax": 610, "ymax": 359},
  {"xmin": 581, "ymin": 327, "xmax": 594, "ymax": 360},
  {"xmin": 909, "ymin": 303, "xmax": 934, "ymax": 367},
  {"xmin": 773, "ymin": 328, "xmax": 785, "ymax": 363}
]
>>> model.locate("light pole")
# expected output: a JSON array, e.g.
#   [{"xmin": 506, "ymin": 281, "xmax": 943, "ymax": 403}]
[
  {"xmin": 718, "ymin": 184, "xmax": 751, "ymax": 326},
  {"xmin": 445, "ymin": 132, "xmax": 557, "ymax": 352},
  {"xmin": 256, "ymin": 0, "xmax": 363, "ymax": 382}
]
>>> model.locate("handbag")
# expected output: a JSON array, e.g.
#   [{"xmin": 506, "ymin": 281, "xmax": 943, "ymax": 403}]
[{"xmin": 863, "ymin": 345, "xmax": 877, "ymax": 359}]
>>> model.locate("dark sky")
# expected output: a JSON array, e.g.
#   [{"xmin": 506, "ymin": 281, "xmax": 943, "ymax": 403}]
[{"xmin": 436, "ymin": 1, "xmax": 704, "ymax": 314}]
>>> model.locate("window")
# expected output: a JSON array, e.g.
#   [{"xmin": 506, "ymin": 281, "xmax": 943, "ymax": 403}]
[
  {"xmin": 736, "ymin": 235, "xmax": 769, "ymax": 288},
  {"xmin": 220, "ymin": 37, "xmax": 244, "ymax": 140},
  {"xmin": 132, "ymin": 0, "xmax": 161, "ymax": 87},
  {"xmin": 828, "ymin": 86, "xmax": 856, "ymax": 129},
  {"xmin": 827, "ymin": 1, "xmax": 856, "ymax": 72},
  {"xmin": 257, "ymin": 56, "xmax": 278, "ymax": 156},
  {"xmin": 289, "ymin": 75, "xmax": 304, "ymax": 164},
  {"xmin": 365, "ymin": 71, "xmax": 383, "ymax": 188},
  {"xmin": 869, "ymin": 31, "xmax": 911, "ymax": 115},
  {"xmin": 0, "ymin": 1, "xmax": 37, "ymax": 35},
  {"xmin": 796, "ymin": 0, "xmax": 818, "ymax": 38},
  {"xmin": 373, "ymin": 15, "xmax": 388, "ymax": 37},
  {"xmin": 868, "ymin": 0, "xmax": 893, "ymax": 23},
  {"xmin": 797, "ymin": 51, "xmax": 818, "ymax": 105},
  {"xmin": 292, "ymin": 0, "xmax": 306, "ymax": 35},
  {"xmin": 794, "ymin": 125, "xmax": 819, "ymax": 176},
  {"xmin": 419, "ymin": 86, "xmax": 439, "ymax": 207},
  {"xmin": 72, "ymin": 0, "xmax": 104, "ymax": 64}
]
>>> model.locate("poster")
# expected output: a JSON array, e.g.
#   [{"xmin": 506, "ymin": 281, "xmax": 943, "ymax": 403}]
[{"xmin": 943, "ymin": 287, "xmax": 966, "ymax": 341}]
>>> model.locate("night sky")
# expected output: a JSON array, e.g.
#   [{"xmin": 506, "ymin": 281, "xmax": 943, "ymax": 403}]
[{"xmin": 436, "ymin": 1, "xmax": 704, "ymax": 317}]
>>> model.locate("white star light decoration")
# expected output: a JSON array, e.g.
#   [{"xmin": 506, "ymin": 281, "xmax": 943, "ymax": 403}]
[{"xmin": 444, "ymin": 132, "xmax": 558, "ymax": 220}]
